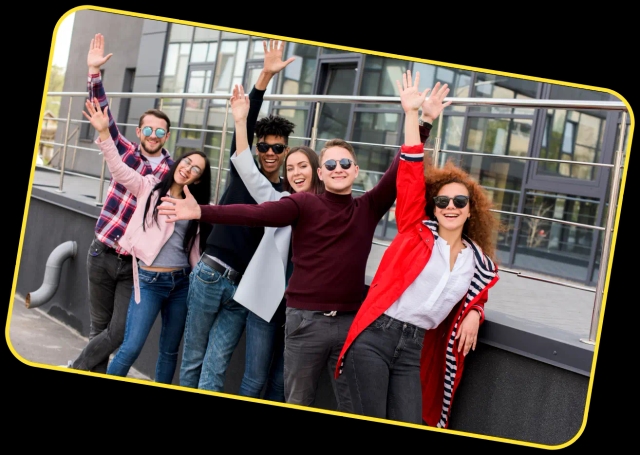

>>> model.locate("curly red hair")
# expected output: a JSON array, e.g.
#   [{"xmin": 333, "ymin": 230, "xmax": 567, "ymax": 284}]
[{"xmin": 424, "ymin": 160, "xmax": 501, "ymax": 263}]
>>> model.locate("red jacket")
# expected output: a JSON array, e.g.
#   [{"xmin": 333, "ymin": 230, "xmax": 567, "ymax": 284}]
[{"xmin": 335, "ymin": 143, "xmax": 499, "ymax": 428}]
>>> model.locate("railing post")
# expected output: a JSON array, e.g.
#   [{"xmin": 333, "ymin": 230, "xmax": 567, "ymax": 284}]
[
  {"xmin": 214, "ymin": 100, "xmax": 231, "ymax": 204},
  {"xmin": 56, "ymin": 98, "xmax": 73, "ymax": 193},
  {"xmin": 310, "ymin": 101, "xmax": 321, "ymax": 150},
  {"xmin": 432, "ymin": 111, "xmax": 444, "ymax": 168},
  {"xmin": 581, "ymin": 111, "xmax": 627, "ymax": 345}
]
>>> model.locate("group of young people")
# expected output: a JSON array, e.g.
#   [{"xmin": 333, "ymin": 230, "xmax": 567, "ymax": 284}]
[{"xmin": 65, "ymin": 32, "xmax": 500, "ymax": 428}]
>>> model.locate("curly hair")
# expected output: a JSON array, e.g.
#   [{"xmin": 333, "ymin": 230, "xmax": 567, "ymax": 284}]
[
  {"xmin": 424, "ymin": 160, "xmax": 502, "ymax": 263},
  {"xmin": 255, "ymin": 114, "xmax": 295, "ymax": 142}
]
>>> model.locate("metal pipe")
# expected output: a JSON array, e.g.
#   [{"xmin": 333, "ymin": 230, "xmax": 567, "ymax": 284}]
[
  {"xmin": 56, "ymin": 98, "xmax": 73, "ymax": 193},
  {"xmin": 582, "ymin": 111, "xmax": 628, "ymax": 344},
  {"xmin": 432, "ymin": 111, "xmax": 444, "ymax": 166},
  {"xmin": 45, "ymin": 92, "xmax": 629, "ymax": 110},
  {"xmin": 25, "ymin": 241, "xmax": 78, "ymax": 309},
  {"xmin": 310, "ymin": 101, "xmax": 321, "ymax": 150},
  {"xmin": 214, "ymin": 100, "xmax": 231, "ymax": 204}
]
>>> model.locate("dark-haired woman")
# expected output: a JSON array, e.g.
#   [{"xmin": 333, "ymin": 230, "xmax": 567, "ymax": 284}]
[
  {"xmin": 82, "ymin": 98, "xmax": 212, "ymax": 384},
  {"xmin": 227, "ymin": 83, "xmax": 324, "ymax": 401}
]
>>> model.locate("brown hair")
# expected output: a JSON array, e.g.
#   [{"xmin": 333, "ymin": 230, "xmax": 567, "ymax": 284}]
[
  {"xmin": 282, "ymin": 146, "xmax": 325, "ymax": 194},
  {"xmin": 319, "ymin": 139, "xmax": 356, "ymax": 164},
  {"xmin": 424, "ymin": 160, "xmax": 503, "ymax": 262},
  {"xmin": 138, "ymin": 109, "xmax": 171, "ymax": 132}
]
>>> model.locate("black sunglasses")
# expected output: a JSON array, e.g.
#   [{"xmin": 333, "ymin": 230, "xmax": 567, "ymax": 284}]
[
  {"xmin": 322, "ymin": 158, "xmax": 355, "ymax": 171},
  {"xmin": 256, "ymin": 142, "xmax": 287, "ymax": 154},
  {"xmin": 433, "ymin": 195, "xmax": 470, "ymax": 209}
]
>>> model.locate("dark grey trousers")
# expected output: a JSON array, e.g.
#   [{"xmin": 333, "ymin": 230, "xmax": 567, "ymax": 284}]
[{"xmin": 72, "ymin": 236, "xmax": 133, "ymax": 373}]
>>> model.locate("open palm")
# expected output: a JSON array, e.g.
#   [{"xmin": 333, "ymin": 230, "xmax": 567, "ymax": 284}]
[
  {"xmin": 87, "ymin": 33, "xmax": 113, "ymax": 71},
  {"xmin": 421, "ymin": 81, "xmax": 452, "ymax": 122},
  {"xmin": 262, "ymin": 39, "xmax": 295, "ymax": 75},
  {"xmin": 396, "ymin": 70, "xmax": 430, "ymax": 113}
]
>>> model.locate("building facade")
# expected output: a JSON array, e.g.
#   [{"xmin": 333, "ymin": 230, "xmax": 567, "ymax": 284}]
[{"xmin": 53, "ymin": 8, "xmax": 629, "ymax": 287}]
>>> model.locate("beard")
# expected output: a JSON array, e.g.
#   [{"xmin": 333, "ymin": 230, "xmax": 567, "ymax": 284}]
[{"xmin": 141, "ymin": 139, "xmax": 163, "ymax": 155}]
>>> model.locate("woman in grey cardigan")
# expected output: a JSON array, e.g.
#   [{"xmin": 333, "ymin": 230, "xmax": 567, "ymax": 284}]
[{"xmin": 227, "ymin": 83, "xmax": 324, "ymax": 401}]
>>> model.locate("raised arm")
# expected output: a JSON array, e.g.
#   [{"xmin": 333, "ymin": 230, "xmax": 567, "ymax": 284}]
[
  {"xmin": 87, "ymin": 33, "xmax": 133, "ymax": 156},
  {"xmin": 363, "ymin": 70, "xmax": 429, "ymax": 219},
  {"xmin": 227, "ymin": 40, "xmax": 296, "ymax": 184},
  {"xmin": 83, "ymin": 99, "xmax": 145, "ymax": 197},
  {"xmin": 395, "ymin": 76, "xmax": 453, "ymax": 232},
  {"xmin": 230, "ymin": 83, "xmax": 289, "ymax": 203}
]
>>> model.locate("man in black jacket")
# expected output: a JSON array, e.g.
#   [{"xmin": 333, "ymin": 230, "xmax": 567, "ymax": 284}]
[{"xmin": 179, "ymin": 40, "xmax": 295, "ymax": 391}]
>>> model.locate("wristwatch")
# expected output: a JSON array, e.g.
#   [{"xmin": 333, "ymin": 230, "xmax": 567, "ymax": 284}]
[{"xmin": 419, "ymin": 117, "xmax": 431, "ymax": 127}]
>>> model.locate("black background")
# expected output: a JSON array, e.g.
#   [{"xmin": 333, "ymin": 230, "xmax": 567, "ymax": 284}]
[{"xmin": 6, "ymin": 3, "xmax": 635, "ymax": 450}]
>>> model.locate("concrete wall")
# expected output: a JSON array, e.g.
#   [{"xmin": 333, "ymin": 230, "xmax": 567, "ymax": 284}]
[{"xmin": 14, "ymin": 185, "xmax": 588, "ymax": 447}]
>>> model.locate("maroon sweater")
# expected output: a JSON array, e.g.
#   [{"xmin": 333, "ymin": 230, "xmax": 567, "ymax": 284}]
[{"xmin": 199, "ymin": 125, "xmax": 432, "ymax": 311}]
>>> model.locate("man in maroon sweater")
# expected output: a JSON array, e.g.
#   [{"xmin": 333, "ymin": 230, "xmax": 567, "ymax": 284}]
[{"xmin": 160, "ymin": 70, "xmax": 450, "ymax": 412}]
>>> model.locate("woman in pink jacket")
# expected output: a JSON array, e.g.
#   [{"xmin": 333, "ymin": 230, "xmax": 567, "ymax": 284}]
[{"xmin": 82, "ymin": 98, "xmax": 212, "ymax": 384}]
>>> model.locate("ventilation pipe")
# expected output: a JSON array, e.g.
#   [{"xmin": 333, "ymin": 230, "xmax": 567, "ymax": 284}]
[{"xmin": 26, "ymin": 241, "xmax": 77, "ymax": 309}]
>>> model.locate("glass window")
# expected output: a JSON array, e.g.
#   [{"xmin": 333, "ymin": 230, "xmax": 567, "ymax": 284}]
[
  {"xmin": 160, "ymin": 43, "xmax": 191, "ymax": 126},
  {"xmin": 539, "ymin": 109, "xmax": 605, "ymax": 180},
  {"xmin": 249, "ymin": 39, "xmax": 266, "ymax": 59},
  {"xmin": 351, "ymin": 112, "xmax": 401, "ymax": 173},
  {"xmin": 277, "ymin": 42, "xmax": 319, "ymax": 106},
  {"xmin": 411, "ymin": 65, "xmax": 471, "ymax": 114},
  {"xmin": 470, "ymin": 73, "xmax": 538, "ymax": 115},
  {"xmin": 359, "ymin": 56, "xmax": 408, "ymax": 108},
  {"xmin": 513, "ymin": 191, "xmax": 600, "ymax": 282},
  {"xmin": 273, "ymin": 108, "xmax": 309, "ymax": 146},
  {"xmin": 190, "ymin": 43, "xmax": 208, "ymax": 63}
]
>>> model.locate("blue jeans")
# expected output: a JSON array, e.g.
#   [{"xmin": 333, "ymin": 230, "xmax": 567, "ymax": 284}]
[
  {"xmin": 237, "ymin": 301, "xmax": 286, "ymax": 402},
  {"xmin": 343, "ymin": 313, "xmax": 426, "ymax": 424},
  {"xmin": 107, "ymin": 267, "xmax": 191, "ymax": 384},
  {"xmin": 179, "ymin": 259, "xmax": 248, "ymax": 391}
]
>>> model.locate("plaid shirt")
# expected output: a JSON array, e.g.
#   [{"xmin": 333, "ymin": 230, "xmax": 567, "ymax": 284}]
[{"xmin": 88, "ymin": 73, "xmax": 174, "ymax": 255}]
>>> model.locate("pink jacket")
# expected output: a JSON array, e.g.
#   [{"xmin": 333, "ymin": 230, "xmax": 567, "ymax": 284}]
[{"xmin": 95, "ymin": 137, "xmax": 201, "ymax": 303}]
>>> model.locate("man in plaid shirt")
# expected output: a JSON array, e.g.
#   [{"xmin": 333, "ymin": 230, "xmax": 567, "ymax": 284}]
[{"xmin": 68, "ymin": 33, "xmax": 175, "ymax": 373}]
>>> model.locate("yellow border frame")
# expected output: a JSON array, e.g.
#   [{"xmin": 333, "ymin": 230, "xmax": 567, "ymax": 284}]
[{"xmin": 7, "ymin": 4, "xmax": 635, "ymax": 450}]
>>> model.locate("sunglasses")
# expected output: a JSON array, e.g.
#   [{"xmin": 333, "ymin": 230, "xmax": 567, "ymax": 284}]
[
  {"xmin": 141, "ymin": 126, "xmax": 167, "ymax": 138},
  {"xmin": 433, "ymin": 195, "xmax": 470, "ymax": 209},
  {"xmin": 322, "ymin": 158, "xmax": 355, "ymax": 171},
  {"xmin": 256, "ymin": 142, "xmax": 287, "ymax": 154},
  {"xmin": 181, "ymin": 157, "xmax": 202, "ymax": 176}
]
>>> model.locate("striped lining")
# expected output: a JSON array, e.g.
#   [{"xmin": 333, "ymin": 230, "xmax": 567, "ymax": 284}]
[{"xmin": 423, "ymin": 220, "xmax": 497, "ymax": 428}]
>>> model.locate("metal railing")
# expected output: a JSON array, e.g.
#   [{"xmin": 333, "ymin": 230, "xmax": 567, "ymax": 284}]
[{"xmin": 41, "ymin": 90, "xmax": 630, "ymax": 345}]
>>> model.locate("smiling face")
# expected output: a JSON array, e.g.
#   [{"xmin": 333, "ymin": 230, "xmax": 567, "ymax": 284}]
[
  {"xmin": 286, "ymin": 151, "xmax": 314, "ymax": 193},
  {"xmin": 136, "ymin": 114, "xmax": 170, "ymax": 156},
  {"xmin": 174, "ymin": 154, "xmax": 206, "ymax": 186},
  {"xmin": 434, "ymin": 182, "xmax": 471, "ymax": 235},
  {"xmin": 318, "ymin": 146, "xmax": 359, "ymax": 195},
  {"xmin": 257, "ymin": 134, "xmax": 287, "ymax": 180}
]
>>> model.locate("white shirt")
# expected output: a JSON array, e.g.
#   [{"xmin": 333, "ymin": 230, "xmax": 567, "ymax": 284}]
[
  {"xmin": 145, "ymin": 154, "xmax": 164, "ymax": 171},
  {"xmin": 384, "ymin": 236, "xmax": 476, "ymax": 330}
]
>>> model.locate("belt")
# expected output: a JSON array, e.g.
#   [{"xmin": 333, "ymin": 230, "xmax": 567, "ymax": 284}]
[
  {"xmin": 200, "ymin": 254, "xmax": 242, "ymax": 285},
  {"xmin": 105, "ymin": 246, "xmax": 131, "ymax": 260}
]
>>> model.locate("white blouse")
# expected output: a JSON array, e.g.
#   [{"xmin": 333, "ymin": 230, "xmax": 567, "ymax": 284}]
[{"xmin": 384, "ymin": 236, "xmax": 476, "ymax": 330}]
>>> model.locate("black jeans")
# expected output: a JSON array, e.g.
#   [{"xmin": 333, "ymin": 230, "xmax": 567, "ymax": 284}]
[
  {"xmin": 71, "ymin": 236, "xmax": 134, "ymax": 373},
  {"xmin": 343, "ymin": 313, "xmax": 426, "ymax": 424}
]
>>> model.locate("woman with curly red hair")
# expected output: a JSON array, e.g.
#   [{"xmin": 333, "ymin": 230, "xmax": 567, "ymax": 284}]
[{"xmin": 335, "ymin": 73, "xmax": 500, "ymax": 427}]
